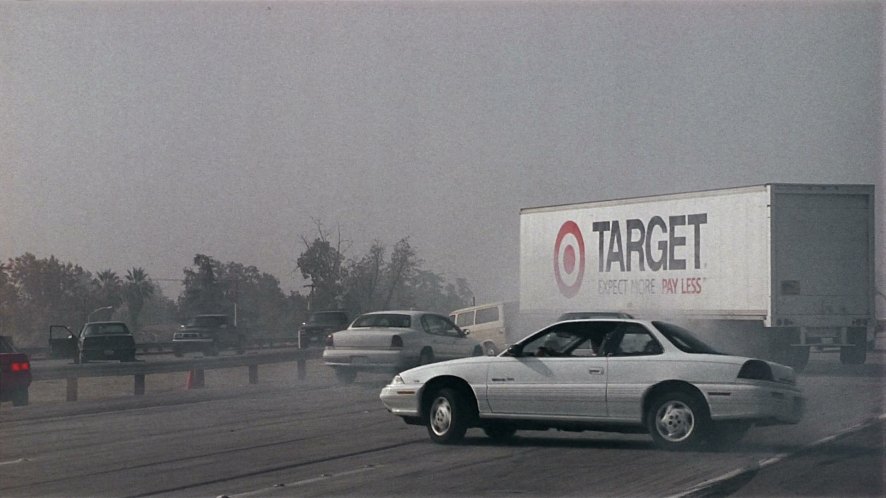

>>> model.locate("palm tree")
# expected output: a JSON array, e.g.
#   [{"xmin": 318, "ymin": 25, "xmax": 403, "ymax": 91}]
[
  {"xmin": 94, "ymin": 269, "xmax": 122, "ymax": 312},
  {"xmin": 124, "ymin": 268, "xmax": 154, "ymax": 333}
]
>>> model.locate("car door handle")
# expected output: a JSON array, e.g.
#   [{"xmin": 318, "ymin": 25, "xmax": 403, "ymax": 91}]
[{"xmin": 588, "ymin": 368, "xmax": 604, "ymax": 375}]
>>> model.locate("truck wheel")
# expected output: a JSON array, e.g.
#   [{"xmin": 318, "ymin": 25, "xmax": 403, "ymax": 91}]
[
  {"xmin": 426, "ymin": 388, "xmax": 470, "ymax": 444},
  {"xmin": 646, "ymin": 390, "xmax": 710, "ymax": 451},
  {"xmin": 483, "ymin": 342, "xmax": 499, "ymax": 356},
  {"xmin": 334, "ymin": 367, "xmax": 357, "ymax": 384},
  {"xmin": 840, "ymin": 328, "xmax": 867, "ymax": 365},
  {"xmin": 11, "ymin": 388, "xmax": 29, "ymax": 407}
]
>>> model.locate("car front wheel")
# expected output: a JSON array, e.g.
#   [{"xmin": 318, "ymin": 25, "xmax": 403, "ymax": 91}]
[
  {"xmin": 647, "ymin": 391, "xmax": 710, "ymax": 451},
  {"xmin": 426, "ymin": 388, "xmax": 470, "ymax": 444}
]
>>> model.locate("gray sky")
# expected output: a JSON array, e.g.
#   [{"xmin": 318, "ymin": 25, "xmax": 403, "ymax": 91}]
[{"xmin": 1, "ymin": 1, "xmax": 883, "ymax": 313}]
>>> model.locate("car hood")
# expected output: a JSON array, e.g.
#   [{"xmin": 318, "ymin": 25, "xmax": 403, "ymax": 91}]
[{"xmin": 397, "ymin": 355, "xmax": 491, "ymax": 379}]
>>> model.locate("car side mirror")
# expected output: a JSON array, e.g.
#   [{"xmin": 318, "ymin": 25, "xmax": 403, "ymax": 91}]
[{"xmin": 503, "ymin": 344, "xmax": 523, "ymax": 357}]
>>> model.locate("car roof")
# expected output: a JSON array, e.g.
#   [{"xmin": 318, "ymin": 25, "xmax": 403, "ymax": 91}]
[
  {"xmin": 84, "ymin": 321, "xmax": 128, "ymax": 326},
  {"xmin": 360, "ymin": 310, "xmax": 436, "ymax": 317}
]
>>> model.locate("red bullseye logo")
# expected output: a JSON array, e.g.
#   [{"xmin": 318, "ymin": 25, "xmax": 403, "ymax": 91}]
[{"xmin": 554, "ymin": 221, "xmax": 585, "ymax": 298}]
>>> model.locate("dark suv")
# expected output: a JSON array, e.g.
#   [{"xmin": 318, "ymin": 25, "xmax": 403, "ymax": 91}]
[
  {"xmin": 298, "ymin": 311, "xmax": 350, "ymax": 348},
  {"xmin": 172, "ymin": 314, "xmax": 245, "ymax": 357}
]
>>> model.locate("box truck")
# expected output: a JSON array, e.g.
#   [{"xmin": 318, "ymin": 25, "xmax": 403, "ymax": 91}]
[{"xmin": 519, "ymin": 183, "xmax": 876, "ymax": 369}]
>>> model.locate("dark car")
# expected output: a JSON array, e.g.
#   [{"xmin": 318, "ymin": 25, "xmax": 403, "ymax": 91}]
[
  {"xmin": 0, "ymin": 335, "xmax": 32, "ymax": 406},
  {"xmin": 172, "ymin": 314, "xmax": 245, "ymax": 357},
  {"xmin": 298, "ymin": 311, "xmax": 350, "ymax": 348},
  {"xmin": 50, "ymin": 322, "xmax": 137, "ymax": 363}
]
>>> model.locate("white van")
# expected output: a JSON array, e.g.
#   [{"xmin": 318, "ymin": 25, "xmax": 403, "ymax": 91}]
[{"xmin": 449, "ymin": 302, "xmax": 517, "ymax": 356}]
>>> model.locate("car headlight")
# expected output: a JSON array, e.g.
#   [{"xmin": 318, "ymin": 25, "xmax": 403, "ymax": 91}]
[{"xmin": 390, "ymin": 375, "xmax": 404, "ymax": 385}]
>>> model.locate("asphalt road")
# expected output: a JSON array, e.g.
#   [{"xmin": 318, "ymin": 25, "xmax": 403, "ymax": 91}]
[{"xmin": 1, "ymin": 352, "xmax": 883, "ymax": 497}]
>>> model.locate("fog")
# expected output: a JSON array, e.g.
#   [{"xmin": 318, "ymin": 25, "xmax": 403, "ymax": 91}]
[{"xmin": 1, "ymin": 1, "xmax": 882, "ymax": 314}]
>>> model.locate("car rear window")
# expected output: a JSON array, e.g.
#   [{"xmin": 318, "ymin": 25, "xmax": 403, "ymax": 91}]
[
  {"xmin": 352, "ymin": 314, "xmax": 411, "ymax": 328},
  {"xmin": 83, "ymin": 324, "xmax": 131, "ymax": 336},
  {"xmin": 652, "ymin": 321, "xmax": 721, "ymax": 354}
]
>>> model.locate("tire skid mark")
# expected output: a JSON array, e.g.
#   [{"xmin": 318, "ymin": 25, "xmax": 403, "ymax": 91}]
[
  {"xmin": 223, "ymin": 464, "xmax": 381, "ymax": 497},
  {"xmin": 126, "ymin": 440, "xmax": 423, "ymax": 498},
  {"xmin": 672, "ymin": 412, "xmax": 886, "ymax": 498}
]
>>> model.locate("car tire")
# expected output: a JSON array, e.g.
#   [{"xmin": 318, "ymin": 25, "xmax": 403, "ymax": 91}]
[
  {"xmin": 419, "ymin": 348, "xmax": 434, "ymax": 366},
  {"xmin": 840, "ymin": 328, "xmax": 867, "ymax": 365},
  {"xmin": 482, "ymin": 424, "xmax": 516, "ymax": 442},
  {"xmin": 426, "ymin": 388, "xmax": 470, "ymax": 444},
  {"xmin": 11, "ymin": 388, "xmax": 29, "ymax": 407},
  {"xmin": 334, "ymin": 367, "xmax": 357, "ymax": 384},
  {"xmin": 472, "ymin": 345, "xmax": 483, "ymax": 356},
  {"xmin": 646, "ymin": 390, "xmax": 710, "ymax": 451},
  {"xmin": 707, "ymin": 421, "xmax": 751, "ymax": 449}
]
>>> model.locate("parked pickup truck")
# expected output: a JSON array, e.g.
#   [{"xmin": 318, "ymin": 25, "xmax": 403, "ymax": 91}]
[{"xmin": 173, "ymin": 314, "xmax": 245, "ymax": 357}]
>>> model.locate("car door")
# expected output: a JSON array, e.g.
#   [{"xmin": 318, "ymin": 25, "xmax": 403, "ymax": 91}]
[
  {"xmin": 48, "ymin": 325, "xmax": 78, "ymax": 359},
  {"xmin": 485, "ymin": 323, "xmax": 608, "ymax": 418},
  {"xmin": 601, "ymin": 324, "xmax": 667, "ymax": 422},
  {"xmin": 420, "ymin": 314, "xmax": 468, "ymax": 361}
]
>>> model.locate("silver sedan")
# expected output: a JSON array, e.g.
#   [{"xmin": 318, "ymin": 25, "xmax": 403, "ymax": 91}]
[
  {"xmin": 380, "ymin": 318, "xmax": 805, "ymax": 450},
  {"xmin": 323, "ymin": 310, "xmax": 483, "ymax": 384}
]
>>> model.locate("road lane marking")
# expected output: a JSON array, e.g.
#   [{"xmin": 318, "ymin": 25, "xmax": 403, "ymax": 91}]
[
  {"xmin": 0, "ymin": 458, "xmax": 29, "ymax": 466},
  {"xmin": 223, "ymin": 464, "xmax": 381, "ymax": 497},
  {"xmin": 671, "ymin": 412, "xmax": 886, "ymax": 498}
]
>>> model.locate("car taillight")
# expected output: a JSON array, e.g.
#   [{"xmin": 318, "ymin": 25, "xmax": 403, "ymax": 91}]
[
  {"xmin": 738, "ymin": 360, "xmax": 773, "ymax": 381},
  {"xmin": 391, "ymin": 335, "xmax": 403, "ymax": 348},
  {"xmin": 325, "ymin": 334, "xmax": 334, "ymax": 347},
  {"xmin": 11, "ymin": 361, "xmax": 30, "ymax": 372}
]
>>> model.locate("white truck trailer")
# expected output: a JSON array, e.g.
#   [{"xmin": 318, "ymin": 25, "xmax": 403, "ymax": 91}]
[{"xmin": 519, "ymin": 183, "xmax": 876, "ymax": 370}]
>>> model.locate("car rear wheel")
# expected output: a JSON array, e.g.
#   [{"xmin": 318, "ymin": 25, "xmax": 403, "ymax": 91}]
[
  {"xmin": 334, "ymin": 367, "xmax": 357, "ymax": 384},
  {"xmin": 426, "ymin": 388, "xmax": 469, "ymax": 444},
  {"xmin": 419, "ymin": 348, "xmax": 434, "ymax": 365},
  {"xmin": 647, "ymin": 390, "xmax": 710, "ymax": 451},
  {"xmin": 11, "ymin": 388, "xmax": 29, "ymax": 407},
  {"xmin": 483, "ymin": 424, "xmax": 516, "ymax": 442}
]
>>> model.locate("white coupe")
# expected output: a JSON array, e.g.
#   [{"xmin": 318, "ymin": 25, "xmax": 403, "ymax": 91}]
[{"xmin": 380, "ymin": 318, "xmax": 805, "ymax": 450}]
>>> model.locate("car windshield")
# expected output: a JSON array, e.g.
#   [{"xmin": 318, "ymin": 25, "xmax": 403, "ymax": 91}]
[
  {"xmin": 652, "ymin": 321, "xmax": 721, "ymax": 354},
  {"xmin": 307, "ymin": 313, "xmax": 348, "ymax": 326},
  {"xmin": 83, "ymin": 323, "xmax": 131, "ymax": 336},
  {"xmin": 185, "ymin": 316, "xmax": 227, "ymax": 328},
  {"xmin": 352, "ymin": 314, "xmax": 411, "ymax": 328}
]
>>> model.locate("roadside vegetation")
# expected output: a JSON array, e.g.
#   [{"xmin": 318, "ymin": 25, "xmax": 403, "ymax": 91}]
[{"xmin": 0, "ymin": 223, "xmax": 473, "ymax": 347}]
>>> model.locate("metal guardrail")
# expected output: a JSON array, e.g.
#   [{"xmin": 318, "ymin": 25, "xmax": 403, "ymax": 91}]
[
  {"xmin": 23, "ymin": 336, "xmax": 300, "ymax": 359},
  {"xmin": 31, "ymin": 348, "xmax": 322, "ymax": 402}
]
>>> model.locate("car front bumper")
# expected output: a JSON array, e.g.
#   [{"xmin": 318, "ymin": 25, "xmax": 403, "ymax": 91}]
[
  {"xmin": 380, "ymin": 382, "xmax": 423, "ymax": 418},
  {"xmin": 705, "ymin": 382, "xmax": 805, "ymax": 425}
]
